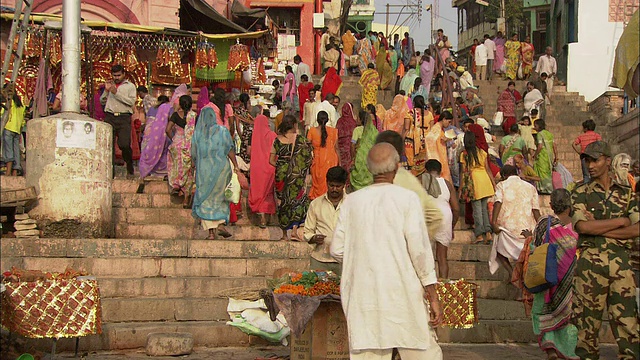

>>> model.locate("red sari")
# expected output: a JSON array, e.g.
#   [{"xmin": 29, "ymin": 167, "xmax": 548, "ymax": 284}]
[
  {"xmin": 336, "ymin": 103, "xmax": 357, "ymax": 168},
  {"xmin": 497, "ymin": 89, "xmax": 522, "ymax": 134},
  {"xmin": 298, "ymin": 82, "xmax": 314, "ymax": 121},
  {"xmin": 321, "ymin": 67, "xmax": 343, "ymax": 100},
  {"xmin": 249, "ymin": 115, "xmax": 277, "ymax": 214}
]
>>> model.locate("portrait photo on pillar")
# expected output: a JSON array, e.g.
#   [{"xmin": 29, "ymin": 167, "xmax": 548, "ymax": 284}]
[{"xmin": 55, "ymin": 119, "xmax": 97, "ymax": 149}]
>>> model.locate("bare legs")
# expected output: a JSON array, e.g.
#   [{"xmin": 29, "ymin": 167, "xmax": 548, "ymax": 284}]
[{"xmin": 436, "ymin": 243, "xmax": 449, "ymax": 279}]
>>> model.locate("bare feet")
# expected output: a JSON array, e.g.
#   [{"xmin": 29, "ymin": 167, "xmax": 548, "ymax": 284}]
[{"xmin": 207, "ymin": 229, "xmax": 217, "ymax": 240}]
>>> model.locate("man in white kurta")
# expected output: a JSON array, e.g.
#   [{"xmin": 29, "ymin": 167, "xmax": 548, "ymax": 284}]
[
  {"xmin": 489, "ymin": 165, "xmax": 541, "ymax": 275},
  {"xmin": 330, "ymin": 143, "xmax": 443, "ymax": 360}
]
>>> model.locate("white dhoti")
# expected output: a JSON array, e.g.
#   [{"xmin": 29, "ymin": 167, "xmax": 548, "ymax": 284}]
[{"xmin": 488, "ymin": 227, "xmax": 525, "ymax": 274}]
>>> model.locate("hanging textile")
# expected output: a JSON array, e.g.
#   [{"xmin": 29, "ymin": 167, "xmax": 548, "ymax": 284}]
[
  {"xmin": 227, "ymin": 42, "xmax": 250, "ymax": 72},
  {"xmin": 195, "ymin": 42, "xmax": 219, "ymax": 80}
]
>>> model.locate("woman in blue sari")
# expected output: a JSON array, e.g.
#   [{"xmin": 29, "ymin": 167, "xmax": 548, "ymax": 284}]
[{"xmin": 191, "ymin": 107, "xmax": 241, "ymax": 239}]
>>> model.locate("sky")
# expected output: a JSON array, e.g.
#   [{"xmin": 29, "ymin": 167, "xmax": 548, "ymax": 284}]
[{"xmin": 373, "ymin": 0, "xmax": 459, "ymax": 51}]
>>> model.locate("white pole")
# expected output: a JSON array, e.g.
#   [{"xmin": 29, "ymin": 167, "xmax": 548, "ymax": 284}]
[{"xmin": 61, "ymin": 0, "xmax": 81, "ymax": 113}]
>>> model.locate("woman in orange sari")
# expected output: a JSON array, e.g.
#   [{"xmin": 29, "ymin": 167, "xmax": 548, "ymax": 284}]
[
  {"xmin": 404, "ymin": 95, "xmax": 433, "ymax": 173},
  {"xmin": 423, "ymin": 110, "xmax": 453, "ymax": 182},
  {"xmin": 383, "ymin": 94, "xmax": 411, "ymax": 138},
  {"xmin": 520, "ymin": 36, "xmax": 535, "ymax": 79},
  {"xmin": 307, "ymin": 110, "xmax": 339, "ymax": 199}
]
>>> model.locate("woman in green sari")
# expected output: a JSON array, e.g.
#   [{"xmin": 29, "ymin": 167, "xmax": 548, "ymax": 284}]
[
  {"xmin": 499, "ymin": 123, "xmax": 528, "ymax": 165},
  {"xmin": 533, "ymin": 119, "xmax": 557, "ymax": 194},
  {"xmin": 375, "ymin": 43, "xmax": 394, "ymax": 90},
  {"xmin": 525, "ymin": 189, "xmax": 579, "ymax": 360},
  {"xmin": 350, "ymin": 109, "xmax": 380, "ymax": 191}
]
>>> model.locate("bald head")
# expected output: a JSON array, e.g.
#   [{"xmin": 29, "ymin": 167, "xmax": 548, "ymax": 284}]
[{"xmin": 367, "ymin": 143, "xmax": 400, "ymax": 176}]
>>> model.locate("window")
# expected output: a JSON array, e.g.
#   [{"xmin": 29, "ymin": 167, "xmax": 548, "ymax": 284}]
[
  {"xmin": 355, "ymin": 0, "xmax": 370, "ymax": 4},
  {"xmin": 536, "ymin": 11, "xmax": 548, "ymax": 29},
  {"xmin": 266, "ymin": 8, "xmax": 302, "ymax": 46}
]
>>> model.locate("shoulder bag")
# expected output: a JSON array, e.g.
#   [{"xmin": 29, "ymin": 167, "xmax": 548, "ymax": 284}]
[{"xmin": 524, "ymin": 216, "xmax": 559, "ymax": 293}]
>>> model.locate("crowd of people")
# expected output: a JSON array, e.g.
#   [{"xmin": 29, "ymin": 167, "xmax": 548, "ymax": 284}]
[{"xmin": 3, "ymin": 26, "xmax": 638, "ymax": 359}]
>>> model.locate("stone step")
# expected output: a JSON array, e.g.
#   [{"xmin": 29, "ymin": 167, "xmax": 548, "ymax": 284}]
[
  {"xmin": 0, "ymin": 238, "xmax": 312, "ymax": 259},
  {"xmin": 436, "ymin": 319, "xmax": 615, "ymax": 343},
  {"xmin": 98, "ymin": 276, "xmax": 268, "ymax": 298},
  {"xmin": 113, "ymin": 223, "xmax": 284, "ymax": 240},
  {"xmin": 0, "ymin": 175, "xmax": 27, "ymax": 191},
  {"xmin": 17, "ymin": 321, "xmax": 261, "ymax": 352},
  {"xmin": 2, "ymin": 257, "xmax": 310, "ymax": 278},
  {"xmin": 100, "ymin": 296, "xmax": 526, "ymax": 324},
  {"xmin": 448, "ymin": 261, "xmax": 510, "ymax": 281}
]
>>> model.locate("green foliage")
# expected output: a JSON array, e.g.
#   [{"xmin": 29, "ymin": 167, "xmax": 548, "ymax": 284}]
[{"xmin": 484, "ymin": 0, "xmax": 525, "ymax": 31}]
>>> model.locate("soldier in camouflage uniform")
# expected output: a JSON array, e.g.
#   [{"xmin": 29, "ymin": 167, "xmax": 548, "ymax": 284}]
[{"xmin": 571, "ymin": 141, "xmax": 640, "ymax": 360}]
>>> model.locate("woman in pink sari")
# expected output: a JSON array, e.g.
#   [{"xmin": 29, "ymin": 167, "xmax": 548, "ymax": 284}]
[
  {"xmin": 494, "ymin": 32, "xmax": 506, "ymax": 75},
  {"xmin": 336, "ymin": 103, "xmax": 357, "ymax": 168},
  {"xmin": 249, "ymin": 114, "xmax": 277, "ymax": 228},
  {"xmin": 138, "ymin": 96, "xmax": 171, "ymax": 182},
  {"xmin": 196, "ymin": 86, "xmax": 209, "ymax": 116}
]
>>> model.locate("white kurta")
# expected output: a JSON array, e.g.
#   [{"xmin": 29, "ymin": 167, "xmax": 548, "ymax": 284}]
[{"xmin": 330, "ymin": 183, "xmax": 438, "ymax": 351}]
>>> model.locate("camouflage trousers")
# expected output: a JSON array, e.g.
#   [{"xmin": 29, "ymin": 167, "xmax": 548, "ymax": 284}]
[{"xmin": 573, "ymin": 244, "xmax": 640, "ymax": 360}]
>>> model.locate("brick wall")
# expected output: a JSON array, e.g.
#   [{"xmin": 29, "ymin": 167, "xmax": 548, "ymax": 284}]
[
  {"xmin": 588, "ymin": 91, "xmax": 624, "ymax": 126},
  {"xmin": 589, "ymin": 91, "xmax": 639, "ymax": 159}
]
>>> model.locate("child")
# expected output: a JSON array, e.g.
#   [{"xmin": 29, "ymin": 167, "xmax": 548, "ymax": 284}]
[
  {"xmin": 518, "ymin": 115, "xmax": 536, "ymax": 161},
  {"xmin": 572, "ymin": 119, "xmax": 602, "ymax": 182},
  {"xmin": 297, "ymin": 74, "xmax": 314, "ymax": 123}
]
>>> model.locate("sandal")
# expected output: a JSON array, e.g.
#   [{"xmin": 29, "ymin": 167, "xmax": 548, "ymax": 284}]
[{"xmin": 218, "ymin": 227, "xmax": 232, "ymax": 238}]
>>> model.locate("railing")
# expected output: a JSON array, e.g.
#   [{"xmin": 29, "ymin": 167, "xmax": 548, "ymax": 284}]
[{"xmin": 429, "ymin": 44, "xmax": 459, "ymax": 127}]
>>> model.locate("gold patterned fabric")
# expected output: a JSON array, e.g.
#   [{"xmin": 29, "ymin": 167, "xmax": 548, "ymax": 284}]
[
  {"xmin": 1, "ymin": 279, "xmax": 102, "ymax": 338},
  {"xmin": 436, "ymin": 279, "xmax": 478, "ymax": 329}
]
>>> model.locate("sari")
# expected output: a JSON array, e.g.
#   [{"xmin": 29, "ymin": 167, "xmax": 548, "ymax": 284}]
[
  {"xmin": 399, "ymin": 68, "xmax": 419, "ymax": 96},
  {"xmin": 342, "ymin": 30, "xmax": 356, "ymax": 57},
  {"xmin": 350, "ymin": 120, "xmax": 379, "ymax": 191},
  {"xmin": 531, "ymin": 216, "xmax": 579, "ymax": 360},
  {"xmin": 494, "ymin": 37, "xmax": 506, "ymax": 73},
  {"xmin": 321, "ymin": 67, "xmax": 343, "ymax": 99},
  {"xmin": 390, "ymin": 51, "xmax": 399, "ymax": 73},
  {"xmin": 497, "ymin": 89, "xmax": 522, "ymax": 134},
  {"xmin": 404, "ymin": 107, "xmax": 432, "ymax": 171},
  {"xmin": 534, "ymin": 129, "xmax": 554, "ymax": 194},
  {"xmin": 504, "ymin": 40, "xmax": 521, "ymax": 80},
  {"xmin": 524, "ymin": 89, "xmax": 544, "ymax": 115},
  {"xmin": 358, "ymin": 68, "xmax": 380, "ymax": 108},
  {"xmin": 357, "ymin": 39, "xmax": 375, "ymax": 72},
  {"xmin": 139, "ymin": 103, "xmax": 170, "ymax": 178},
  {"xmin": 420, "ymin": 57, "xmax": 435, "ymax": 95},
  {"xmin": 383, "ymin": 94, "xmax": 410, "ymax": 135},
  {"xmin": 274, "ymin": 135, "xmax": 313, "ymax": 230},
  {"xmin": 423, "ymin": 121, "xmax": 451, "ymax": 182},
  {"xmin": 167, "ymin": 110, "xmax": 196, "ymax": 193},
  {"xmin": 308, "ymin": 126, "xmax": 339, "ymax": 199},
  {"xmin": 337, "ymin": 103, "xmax": 357, "ymax": 168},
  {"xmin": 500, "ymin": 134, "xmax": 526, "ymax": 164},
  {"xmin": 234, "ymin": 104, "xmax": 253, "ymax": 163},
  {"xmin": 191, "ymin": 107, "xmax": 234, "ymax": 224},
  {"xmin": 375, "ymin": 45, "xmax": 394, "ymax": 90},
  {"xmin": 249, "ymin": 115, "xmax": 277, "ymax": 214},
  {"xmin": 521, "ymin": 42, "xmax": 535, "ymax": 78},
  {"xmin": 196, "ymin": 87, "xmax": 209, "ymax": 116},
  {"xmin": 374, "ymin": 105, "xmax": 386, "ymax": 132}
]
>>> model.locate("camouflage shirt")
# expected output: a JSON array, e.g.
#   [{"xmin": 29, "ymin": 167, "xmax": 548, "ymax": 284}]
[{"xmin": 571, "ymin": 178, "xmax": 639, "ymax": 249}]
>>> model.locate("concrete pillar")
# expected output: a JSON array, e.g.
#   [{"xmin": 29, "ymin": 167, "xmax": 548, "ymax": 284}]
[{"xmin": 26, "ymin": 113, "xmax": 113, "ymax": 238}]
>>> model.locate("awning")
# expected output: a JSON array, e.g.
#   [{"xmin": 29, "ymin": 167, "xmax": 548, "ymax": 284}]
[
  {"xmin": 180, "ymin": 0, "xmax": 247, "ymax": 34},
  {"xmin": 231, "ymin": 0, "xmax": 266, "ymax": 19}
]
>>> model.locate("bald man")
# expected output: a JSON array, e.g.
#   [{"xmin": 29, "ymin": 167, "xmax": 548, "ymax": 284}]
[{"xmin": 331, "ymin": 143, "xmax": 443, "ymax": 360}]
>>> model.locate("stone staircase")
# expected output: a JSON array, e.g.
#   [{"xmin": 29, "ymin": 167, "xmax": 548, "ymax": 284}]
[
  {"xmin": 311, "ymin": 74, "xmax": 396, "ymax": 112},
  {"xmin": 475, "ymin": 79, "xmax": 593, "ymax": 181}
]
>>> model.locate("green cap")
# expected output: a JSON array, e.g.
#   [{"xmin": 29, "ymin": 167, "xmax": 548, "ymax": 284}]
[{"xmin": 580, "ymin": 141, "xmax": 611, "ymax": 159}]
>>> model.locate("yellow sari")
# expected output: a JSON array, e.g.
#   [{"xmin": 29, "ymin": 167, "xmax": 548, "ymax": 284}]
[
  {"xmin": 359, "ymin": 68, "xmax": 380, "ymax": 108},
  {"xmin": 505, "ymin": 40, "xmax": 521, "ymax": 80},
  {"xmin": 375, "ymin": 45, "xmax": 394, "ymax": 90}
]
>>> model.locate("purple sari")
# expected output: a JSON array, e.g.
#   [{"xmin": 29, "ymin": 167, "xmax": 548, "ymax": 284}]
[
  {"xmin": 139, "ymin": 103, "xmax": 171, "ymax": 178},
  {"xmin": 196, "ymin": 86, "xmax": 209, "ymax": 116},
  {"xmin": 494, "ymin": 37, "xmax": 506, "ymax": 72}
]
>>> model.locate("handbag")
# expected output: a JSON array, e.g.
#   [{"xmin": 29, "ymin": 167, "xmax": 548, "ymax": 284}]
[
  {"xmin": 492, "ymin": 111, "xmax": 504, "ymax": 126},
  {"xmin": 225, "ymin": 161, "xmax": 241, "ymax": 204},
  {"xmin": 524, "ymin": 217, "xmax": 559, "ymax": 293}
]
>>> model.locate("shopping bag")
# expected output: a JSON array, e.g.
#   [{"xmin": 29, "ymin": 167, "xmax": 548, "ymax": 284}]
[
  {"xmin": 554, "ymin": 162, "xmax": 574, "ymax": 188},
  {"xmin": 552, "ymin": 171, "xmax": 563, "ymax": 189},
  {"xmin": 524, "ymin": 217, "xmax": 558, "ymax": 293},
  {"xmin": 492, "ymin": 111, "xmax": 504, "ymax": 126},
  {"xmin": 225, "ymin": 160, "xmax": 241, "ymax": 203}
]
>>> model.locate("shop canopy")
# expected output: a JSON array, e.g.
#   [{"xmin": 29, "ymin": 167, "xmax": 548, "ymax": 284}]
[
  {"xmin": 0, "ymin": 11, "xmax": 267, "ymax": 39},
  {"xmin": 231, "ymin": 0, "xmax": 266, "ymax": 19},
  {"xmin": 180, "ymin": 0, "xmax": 248, "ymax": 34}
]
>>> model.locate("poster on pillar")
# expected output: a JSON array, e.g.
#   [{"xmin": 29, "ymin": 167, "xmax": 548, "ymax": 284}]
[{"xmin": 56, "ymin": 119, "xmax": 97, "ymax": 150}]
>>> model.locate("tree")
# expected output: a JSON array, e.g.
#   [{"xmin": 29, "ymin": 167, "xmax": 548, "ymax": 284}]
[
  {"xmin": 483, "ymin": 0, "xmax": 525, "ymax": 35},
  {"xmin": 339, "ymin": 0, "xmax": 354, "ymax": 35}
]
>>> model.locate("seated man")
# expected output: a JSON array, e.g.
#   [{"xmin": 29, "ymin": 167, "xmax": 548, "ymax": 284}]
[
  {"xmin": 489, "ymin": 165, "xmax": 541, "ymax": 277},
  {"xmin": 303, "ymin": 166, "xmax": 349, "ymax": 275},
  {"xmin": 514, "ymin": 154, "xmax": 540, "ymax": 186},
  {"xmin": 464, "ymin": 90, "xmax": 484, "ymax": 116}
]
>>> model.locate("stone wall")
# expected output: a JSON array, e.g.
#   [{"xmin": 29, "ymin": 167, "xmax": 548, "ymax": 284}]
[{"xmin": 588, "ymin": 90, "xmax": 639, "ymax": 158}]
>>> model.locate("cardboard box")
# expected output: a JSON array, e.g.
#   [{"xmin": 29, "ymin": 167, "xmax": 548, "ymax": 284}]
[{"xmin": 290, "ymin": 301, "xmax": 349, "ymax": 360}]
